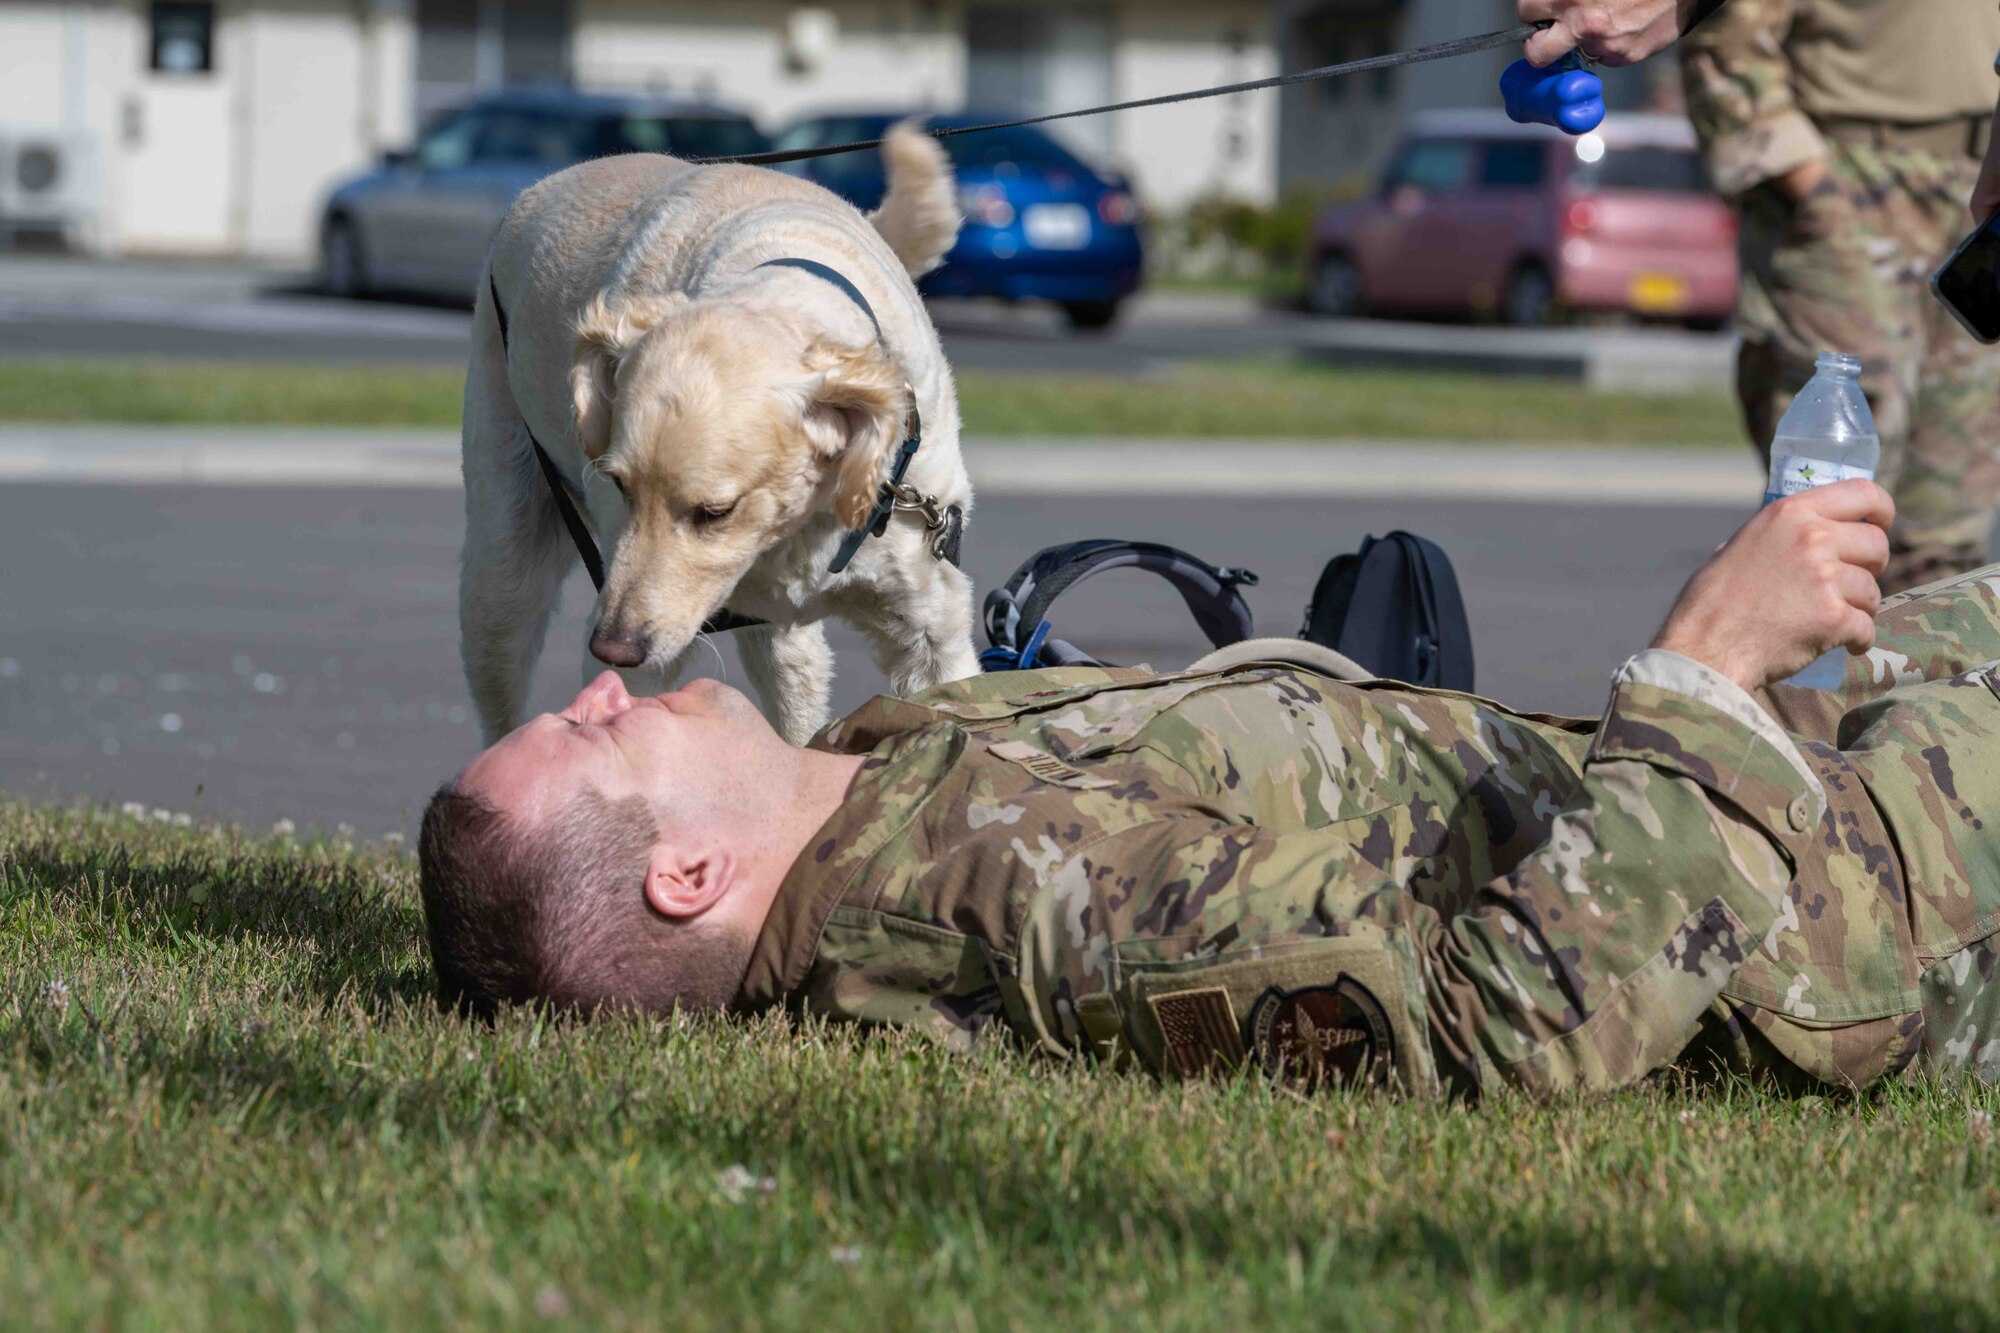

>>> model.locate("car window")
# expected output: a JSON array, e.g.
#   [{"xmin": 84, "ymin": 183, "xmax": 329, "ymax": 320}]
[
  {"xmin": 801, "ymin": 119, "xmax": 891, "ymax": 190},
  {"xmin": 938, "ymin": 125, "xmax": 1083, "ymax": 173},
  {"xmin": 1571, "ymin": 144, "xmax": 1711, "ymax": 193},
  {"xmin": 1385, "ymin": 140, "xmax": 1472, "ymax": 193},
  {"xmin": 770, "ymin": 121, "xmax": 828, "ymax": 155},
  {"xmin": 472, "ymin": 110, "xmax": 591, "ymax": 166},
  {"xmin": 1480, "ymin": 141, "xmax": 1547, "ymax": 189},
  {"xmin": 614, "ymin": 116, "xmax": 769, "ymax": 159},
  {"xmin": 416, "ymin": 111, "xmax": 479, "ymax": 171}
]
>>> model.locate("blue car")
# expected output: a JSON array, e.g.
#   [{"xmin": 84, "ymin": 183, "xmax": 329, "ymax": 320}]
[{"xmin": 773, "ymin": 112, "xmax": 1145, "ymax": 331}]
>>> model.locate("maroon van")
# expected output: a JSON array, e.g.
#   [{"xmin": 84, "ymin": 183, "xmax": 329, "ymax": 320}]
[{"xmin": 1307, "ymin": 110, "xmax": 1738, "ymax": 327}]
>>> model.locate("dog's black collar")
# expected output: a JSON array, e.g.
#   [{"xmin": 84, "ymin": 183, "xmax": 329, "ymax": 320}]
[{"xmin": 752, "ymin": 258, "xmax": 962, "ymax": 575}]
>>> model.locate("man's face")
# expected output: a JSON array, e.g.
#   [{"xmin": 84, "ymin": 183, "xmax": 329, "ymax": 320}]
[{"xmin": 461, "ymin": 672, "xmax": 784, "ymax": 835}]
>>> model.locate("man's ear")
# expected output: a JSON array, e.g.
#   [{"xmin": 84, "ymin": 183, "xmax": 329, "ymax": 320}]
[
  {"xmin": 797, "ymin": 338, "xmax": 913, "ymax": 530},
  {"xmin": 642, "ymin": 843, "xmax": 736, "ymax": 921},
  {"xmin": 569, "ymin": 291, "xmax": 686, "ymax": 459}
]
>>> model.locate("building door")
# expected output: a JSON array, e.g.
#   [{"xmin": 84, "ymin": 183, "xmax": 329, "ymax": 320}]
[
  {"xmin": 966, "ymin": 2, "xmax": 1114, "ymax": 161},
  {"xmin": 120, "ymin": 0, "xmax": 238, "ymax": 252}
]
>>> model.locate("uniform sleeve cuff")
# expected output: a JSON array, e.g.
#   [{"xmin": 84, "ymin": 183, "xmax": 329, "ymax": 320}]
[
  {"xmin": 1590, "ymin": 650, "xmax": 1826, "ymax": 846},
  {"xmin": 1703, "ymin": 110, "xmax": 1829, "ymax": 198}
]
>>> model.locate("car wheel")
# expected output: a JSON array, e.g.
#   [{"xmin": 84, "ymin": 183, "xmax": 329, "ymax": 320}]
[
  {"xmin": 321, "ymin": 217, "xmax": 370, "ymax": 300},
  {"xmin": 1308, "ymin": 252, "xmax": 1364, "ymax": 318},
  {"xmin": 1062, "ymin": 299, "xmax": 1123, "ymax": 333},
  {"xmin": 1502, "ymin": 263, "xmax": 1557, "ymax": 327}
]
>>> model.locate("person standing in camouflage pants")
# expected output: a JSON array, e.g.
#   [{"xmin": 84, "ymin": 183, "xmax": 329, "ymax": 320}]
[{"xmin": 1681, "ymin": 0, "xmax": 2000, "ymax": 592}]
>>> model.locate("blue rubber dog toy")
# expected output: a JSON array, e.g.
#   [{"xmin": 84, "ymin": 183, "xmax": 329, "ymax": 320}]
[{"xmin": 1500, "ymin": 51, "xmax": 1606, "ymax": 135}]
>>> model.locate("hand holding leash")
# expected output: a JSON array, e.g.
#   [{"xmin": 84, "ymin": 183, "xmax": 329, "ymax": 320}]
[{"xmin": 1517, "ymin": 0, "xmax": 1728, "ymax": 68}]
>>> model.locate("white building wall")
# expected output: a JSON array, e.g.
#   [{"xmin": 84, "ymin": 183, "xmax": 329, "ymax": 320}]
[
  {"xmin": 1110, "ymin": 0, "xmax": 1276, "ymax": 207},
  {"xmin": 2, "ymin": 0, "xmax": 1270, "ymax": 258},
  {"xmin": 238, "ymin": 1, "xmax": 372, "ymax": 254},
  {"xmin": 365, "ymin": 0, "xmax": 417, "ymax": 153},
  {"xmin": 0, "ymin": 3, "xmax": 71, "ymax": 128},
  {"xmin": 571, "ymin": 0, "xmax": 1272, "ymax": 210},
  {"xmin": 572, "ymin": 0, "xmax": 965, "ymax": 129},
  {"xmin": 0, "ymin": 0, "xmax": 411, "ymax": 258}
]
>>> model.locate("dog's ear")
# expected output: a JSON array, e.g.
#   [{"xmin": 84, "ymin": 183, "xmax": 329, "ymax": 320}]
[
  {"xmin": 569, "ymin": 291, "xmax": 685, "ymax": 458},
  {"xmin": 797, "ymin": 339, "xmax": 914, "ymax": 530}
]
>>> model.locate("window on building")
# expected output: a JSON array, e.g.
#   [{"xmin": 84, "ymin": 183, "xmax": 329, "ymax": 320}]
[
  {"xmin": 966, "ymin": 2, "xmax": 1114, "ymax": 160},
  {"xmin": 415, "ymin": 0, "xmax": 573, "ymax": 123},
  {"xmin": 1479, "ymin": 141, "xmax": 1547, "ymax": 189},
  {"xmin": 150, "ymin": 1, "xmax": 215, "ymax": 75},
  {"xmin": 1385, "ymin": 140, "xmax": 1472, "ymax": 194}
]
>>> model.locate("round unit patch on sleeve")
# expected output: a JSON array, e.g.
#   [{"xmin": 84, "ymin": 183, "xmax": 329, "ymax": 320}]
[{"xmin": 1246, "ymin": 977, "xmax": 1395, "ymax": 1090}]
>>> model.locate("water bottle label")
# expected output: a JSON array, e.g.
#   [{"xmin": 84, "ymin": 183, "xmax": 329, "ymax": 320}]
[{"xmin": 1763, "ymin": 455, "xmax": 1870, "ymax": 507}]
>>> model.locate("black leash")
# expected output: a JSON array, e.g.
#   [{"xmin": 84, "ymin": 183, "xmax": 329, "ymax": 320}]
[
  {"xmin": 694, "ymin": 24, "xmax": 1540, "ymax": 167},
  {"xmin": 758, "ymin": 257, "xmax": 963, "ymax": 573}
]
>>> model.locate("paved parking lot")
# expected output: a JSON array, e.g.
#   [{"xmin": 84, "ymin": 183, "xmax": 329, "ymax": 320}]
[
  {"xmin": 0, "ymin": 254, "xmax": 1303, "ymax": 375},
  {"xmin": 0, "ymin": 254, "xmax": 1735, "ymax": 386}
]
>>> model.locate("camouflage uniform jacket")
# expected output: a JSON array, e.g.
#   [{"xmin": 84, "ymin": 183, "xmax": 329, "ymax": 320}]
[
  {"xmin": 735, "ymin": 652, "xmax": 1857, "ymax": 1100},
  {"xmin": 1679, "ymin": 0, "xmax": 2000, "ymax": 197}
]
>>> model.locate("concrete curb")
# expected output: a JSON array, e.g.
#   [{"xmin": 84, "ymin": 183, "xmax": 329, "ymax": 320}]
[{"xmin": 0, "ymin": 425, "xmax": 1762, "ymax": 505}]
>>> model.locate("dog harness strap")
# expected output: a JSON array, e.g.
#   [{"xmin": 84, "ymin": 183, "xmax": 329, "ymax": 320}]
[
  {"xmin": 755, "ymin": 257, "xmax": 885, "ymax": 342},
  {"xmin": 489, "ymin": 272, "xmax": 762, "ymax": 634},
  {"xmin": 756, "ymin": 258, "xmax": 960, "ymax": 574},
  {"xmin": 532, "ymin": 437, "xmax": 608, "ymax": 592},
  {"xmin": 491, "ymin": 274, "xmax": 611, "ymax": 593}
]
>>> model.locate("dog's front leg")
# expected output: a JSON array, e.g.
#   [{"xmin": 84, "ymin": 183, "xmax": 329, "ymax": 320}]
[
  {"xmin": 737, "ymin": 621, "xmax": 834, "ymax": 746},
  {"xmin": 460, "ymin": 430, "xmax": 575, "ymax": 743},
  {"xmin": 859, "ymin": 563, "xmax": 982, "ymax": 697}
]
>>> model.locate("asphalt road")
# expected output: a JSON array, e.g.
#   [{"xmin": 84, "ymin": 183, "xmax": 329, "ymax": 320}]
[
  {"xmin": 0, "ymin": 255, "xmax": 1307, "ymax": 375},
  {"xmin": 0, "ymin": 480, "xmax": 1752, "ymax": 840}
]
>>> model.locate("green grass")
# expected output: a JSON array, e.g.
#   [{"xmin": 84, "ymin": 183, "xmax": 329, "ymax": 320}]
[
  {"xmin": 5, "ymin": 799, "xmax": 2000, "ymax": 1330},
  {"xmin": 0, "ymin": 357, "xmax": 1744, "ymax": 445}
]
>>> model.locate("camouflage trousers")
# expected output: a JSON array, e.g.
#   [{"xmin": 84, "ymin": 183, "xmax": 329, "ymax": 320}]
[{"xmin": 1735, "ymin": 132, "xmax": 2000, "ymax": 592}]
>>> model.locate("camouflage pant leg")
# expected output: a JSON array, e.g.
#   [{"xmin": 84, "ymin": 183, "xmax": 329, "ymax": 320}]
[
  {"xmin": 1838, "ymin": 664, "xmax": 2000, "ymax": 1081},
  {"xmin": 1734, "ymin": 140, "xmax": 2000, "ymax": 594},
  {"xmin": 1758, "ymin": 562, "xmax": 2000, "ymax": 737}
]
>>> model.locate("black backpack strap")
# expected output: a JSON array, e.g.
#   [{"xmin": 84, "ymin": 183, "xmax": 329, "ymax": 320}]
[{"xmin": 981, "ymin": 540, "xmax": 1258, "ymax": 671}]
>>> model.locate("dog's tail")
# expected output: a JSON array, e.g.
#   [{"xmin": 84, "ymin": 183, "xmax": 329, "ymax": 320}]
[{"xmin": 868, "ymin": 122, "xmax": 961, "ymax": 279}]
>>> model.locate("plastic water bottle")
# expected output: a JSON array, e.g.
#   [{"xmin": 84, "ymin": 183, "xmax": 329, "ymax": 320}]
[{"xmin": 1764, "ymin": 350, "xmax": 1880, "ymax": 690}]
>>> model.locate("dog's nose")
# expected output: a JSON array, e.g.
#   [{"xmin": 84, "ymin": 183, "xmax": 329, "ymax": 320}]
[{"xmin": 589, "ymin": 629, "xmax": 650, "ymax": 668}]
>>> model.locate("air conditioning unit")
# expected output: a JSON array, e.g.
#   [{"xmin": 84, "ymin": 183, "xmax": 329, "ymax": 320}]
[{"xmin": 0, "ymin": 127, "xmax": 102, "ymax": 244}]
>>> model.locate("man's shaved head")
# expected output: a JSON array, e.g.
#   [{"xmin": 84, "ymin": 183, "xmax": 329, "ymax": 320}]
[
  {"xmin": 417, "ymin": 781, "xmax": 749, "ymax": 1019},
  {"xmin": 415, "ymin": 671, "xmax": 862, "ymax": 1020}
]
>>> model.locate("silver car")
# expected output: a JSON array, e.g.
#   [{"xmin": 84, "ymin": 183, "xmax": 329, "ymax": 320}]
[{"xmin": 317, "ymin": 89, "xmax": 768, "ymax": 303}]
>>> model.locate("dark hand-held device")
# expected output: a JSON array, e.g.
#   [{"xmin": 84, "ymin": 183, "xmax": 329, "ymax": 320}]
[{"xmin": 1932, "ymin": 213, "xmax": 2000, "ymax": 345}]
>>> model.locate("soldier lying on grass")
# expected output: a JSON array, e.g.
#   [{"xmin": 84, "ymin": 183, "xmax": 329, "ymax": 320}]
[{"xmin": 419, "ymin": 480, "xmax": 2000, "ymax": 1099}]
